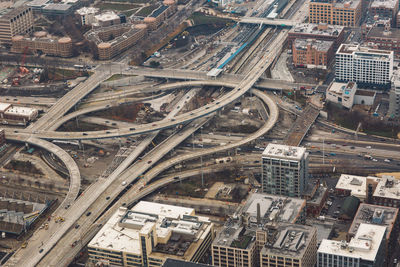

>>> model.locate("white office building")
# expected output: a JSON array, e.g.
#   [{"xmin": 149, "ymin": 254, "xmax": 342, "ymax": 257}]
[
  {"xmin": 76, "ymin": 7, "xmax": 99, "ymax": 26},
  {"xmin": 389, "ymin": 70, "xmax": 400, "ymax": 118},
  {"xmin": 88, "ymin": 201, "xmax": 214, "ymax": 267},
  {"xmin": 317, "ymin": 223, "xmax": 386, "ymax": 267},
  {"xmin": 336, "ymin": 44, "xmax": 394, "ymax": 89},
  {"xmin": 261, "ymin": 144, "xmax": 309, "ymax": 198}
]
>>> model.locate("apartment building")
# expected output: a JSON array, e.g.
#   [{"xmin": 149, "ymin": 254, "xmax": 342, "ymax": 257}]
[
  {"xmin": 292, "ymin": 38, "xmax": 334, "ymax": 69},
  {"xmin": 260, "ymin": 224, "xmax": 317, "ymax": 267},
  {"xmin": 261, "ymin": 144, "xmax": 309, "ymax": 198},
  {"xmin": 309, "ymin": 0, "xmax": 362, "ymax": 27},
  {"xmin": 371, "ymin": 176, "xmax": 400, "ymax": 207},
  {"xmin": 212, "ymin": 193, "xmax": 306, "ymax": 267},
  {"xmin": 336, "ymin": 44, "xmax": 394, "ymax": 89},
  {"xmin": 0, "ymin": 5, "xmax": 34, "ymax": 44},
  {"xmin": 365, "ymin": 26, "xmax": 400, "ymax": 57},
  {"xmin": 88, "ymin": 201, "xmax": 214, "ymax": 267},
  {"xmin": 317, "ymin": 224, "xmax": 386, "ymax": 267},
  {"xmin": 389, "ymin": 71, "xmax": 400, "ymax": 117}
]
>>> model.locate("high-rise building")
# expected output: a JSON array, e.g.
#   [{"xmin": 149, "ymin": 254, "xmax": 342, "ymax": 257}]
[
  {"xmin": 0, "ymin": 5, "xmax": 34, "ymax": 44},
  {"xmin": 88, "ymin": 201, "xmax": 214, "ymax": 267},
  {"xmin": 317, "ymin": 223, "xmax": 386, "ymax": 267},
  {"xmin": 261, "ymin": 144, "xmax": 308, "ymax": 197},
  {"xmin": 309, "ymin": 0, "xmax": 362, "ymax": 27},
  {"xmin": 389, "ymin": 72, "xmax": 400, "ymax": 117},
  {"xmin": 336, "ymin": 44, "xmax": 394, "ymax": 89}
]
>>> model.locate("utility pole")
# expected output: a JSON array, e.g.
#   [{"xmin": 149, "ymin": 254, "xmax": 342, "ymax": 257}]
[
  {"xmin": 201, "ymin": 126, "xmax": 204, "ymax": 188},
  {"xmin": 322, "ymin": 138, "xmax": 325, "ymax": 165}
]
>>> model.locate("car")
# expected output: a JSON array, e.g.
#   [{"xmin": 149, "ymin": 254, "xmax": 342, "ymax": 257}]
[
  {"xmin": 384, "ymin": 159, "xmax": 391, "ymax": 163},
  {"xmin": 106, "ymin": 196, "xmax": 110, "ymax": 200},
  {"xmin": 75, "ymin": 224, "xmax": 80, "ymax": 229},
  {"xmin": 122, "ymin": 181, "xmax": 127, "ymax": 186},
  {"xmin": 86, "ymin": 212, "xmax": 91, "ymax": 216},
  {"xmin": 129, "ymin": 127, "xmax": 135, "ymax": 131},
  {"xmin": 366, "ymin": 146, "xmax": 372, "ymax": 149},
  {"xmin": 106, "ymin": 131, "xmax": 111, "ymax": 134},
  {"xmin": 205, "ymin": 107, "xmax": 210, "ymax": 109},
  {"xmin": 372, "ymin": 159, "xmax": 378, "ymax": 162},
  {"xmin": 105, "ymin": 120, "xmax": 109, "ymax": 123},
  {"xmin": 171, "ymin": 118, "xmax": 175, "ymax": 121},
  {"xmin": 177, "ymin": 106, "xmax": 180, "ymax": 109},
  {"xmin": 152, "ymin": 124, "xmax": 157, "ymax": 126},
  {"xmin": 14, "ymin": 130, "xmax": 18, "ymax": 133},
  {"xmin": 147, "ymin": 160, "xmax": 152, "ymax": 164},
  {"xmin": 216, "ymin": 102, "xmax": 220, "ymax": 104},
  {"xmin": 111, "ymin": 123, "xmax": 116, "ymax": 126},
  {"xmin": 83, "ymin": 133, "xmax": 88, "ymax": 136},
  {"xmin": 39, "ymin": 249, "xmax": 43, "ymax": 253},
  {"xmin": 350, "ymin": 146, "xmax": 355, "ymax": 149}
]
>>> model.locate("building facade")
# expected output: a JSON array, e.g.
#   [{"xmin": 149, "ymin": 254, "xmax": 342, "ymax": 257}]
[
  {"xmin": 317, "ymin": 224, "xmax": 386, "ymax": 267},
  {"xmin": 336, "ymin": 44, "xmax": 394, "ymax": 89},
  {"xmin": 0, "ymin": 129, "xmax": 5, "ymax": 146},
  {"xmin": 0, "ymin": 6, "xmax": 34, "ymax": 44},
  {"xmin": 309, "ymin": 0, "xmax": 362, "ymax": 27},
  {"xmin": 389, "ymin": 73, "xmax": 400, "ymax": 117},
  {"xmin": 0, "ymin": 103, "xmax": 38, "ymax": 125},
  {"xmin": 88, "ymin": 202, "xmax": 214, "ymax": 267},
  {"xmin": 369, "ymin": 0, "xmax": 399, "ymax": 27},
  {"xmin": 261, "ymin": 144, "xmax": 308, "ymax": 198},
  {"xmin": 76, "ymin": 7, "xmax": 99, "ymax": 26},
  {"xmin": 326, "ymin": 81, "xmax": 357, "ymax": 109},
  {"xmin": 11, "ymin": 32, "xmax": 73, "ymax": 57},
  {"xmin": 365, "ymin": 26, "xmax": 400, "ymax": 57},
  {"xmin": 292, "ymin": 38, "xmax": 334, "ymax": 69}
]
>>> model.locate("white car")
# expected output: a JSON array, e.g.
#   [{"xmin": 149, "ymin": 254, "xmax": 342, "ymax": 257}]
[
  {"xmin": 366, "ymin": 146, "xmax": 372, "ymax": 149},
  {"xmin": 384, "ymin": 159, "xmax": 391, "ymax": 163},
  {"xmin": 372, "ymin": 159, "xmax": 378, "ymax": 162}
]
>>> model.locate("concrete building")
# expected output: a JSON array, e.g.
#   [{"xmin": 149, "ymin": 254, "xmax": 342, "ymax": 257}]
[
  {"xmin": 93, "ymin": 11, "xmax": 122, "ymax": 27},
  {"xmin": 309, "ymin": 0, "xmax": 362, "ymax": 27},
  {"xmin": 212, "ymin": 193, "xmax": 306, "ymax": 267},
  {"xmin": 317, "ymin": 223, "xmax": 386, "ymax": 267},
  {"xmin": 259, "ymin": 224, "xmax": 317, "ymax": 267},
  {"xmin": 292, "ymin": 39, "xmax": 334, "ymax": 69},
  {"xmin": 0, "ymin": 103, "xmax": 38, "ymax": 125},
  {"xmin": 372, "ymin": 176, "xmax": 400, "ymax": 207},
  {"xmin": 261, "ymin": 144, "xmax": 309, "ymax": 198},
  {"xmin": 11, "ymin": 32, "xmax": 73, "ymax": 57},
  {"xmin": 365, "ymin": 26, "xmax": 400, "ymax": 57},
  {"xmin": 85, "ymin": 23, "xmax": 147, "ymax": 60},
  {"xmin": 353, "ymin": 90, "xmax": 376, "ymax": 106},
  {"xmin": 326, "ymin": 81, "xmax": 357, "ymax": 109},
  {"xmin": 288, "ymin": 23, "xmax": 345, "ymax": 50},
  {"xmin": 76, "ymin": 7, "xmax": 99, "ymax": 26},
  {"xmin": 88, "ymin": 201, "xmax": 214, "ymax": 267},
  {"xmin": 389, "ymin": 71, "xmax": 400, "ymax": 117},
  {"xmin": 335, "ymin": 174, "xmax": 380, "ymax": 201},
  {"xmin": 336, "ymin": 44, "xmax": 394, "ymax": 89},
  {"xmin": 370, "ymin": 0, "xmax": 399, "ymax": 27},
  {"xmin": 0, "ymin": 5, "xmax": 34, "ymax": 44},
  {"xmin": 348, "ymin": 203, "xmax": 399, "ymax": 259}
]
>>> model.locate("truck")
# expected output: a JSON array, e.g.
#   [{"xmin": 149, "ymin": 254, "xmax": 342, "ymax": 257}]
[{"xmin": 364, "ymin": 155, "xmax": 372, "ymax": 160}]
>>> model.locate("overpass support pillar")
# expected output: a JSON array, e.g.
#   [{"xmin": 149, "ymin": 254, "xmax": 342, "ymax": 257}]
[
  {"xmin": 24, "ymin": 143, "xmax": 29, "ymax": 150},
  {"xmin": 78, "ymin": 140, "xmax": 83, "ymax": 150}
]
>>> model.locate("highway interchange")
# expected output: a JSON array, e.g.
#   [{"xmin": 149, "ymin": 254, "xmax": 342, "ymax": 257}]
[{"xmin": 2, "ymin": 0, "xmax": 399, "ymax": 266}]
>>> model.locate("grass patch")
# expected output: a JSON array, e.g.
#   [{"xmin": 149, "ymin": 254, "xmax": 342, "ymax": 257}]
[
  {"xmin": 123, "ymin": 8, "xmax": 139, "ymax": 17},
  {"xmin": 105, "ymin": 74, "xmax": 127, "ymax": 82},
  {"xmin": 136, "ymin": 4, "xmax": 158, "ymax": 16},
  {"xmin": 189, "ymin": 12, "xmax": 234, "ymax": 26},
  {"xmin": 95, "ymin": 2, "xmax": 140, "ymax": 11}
]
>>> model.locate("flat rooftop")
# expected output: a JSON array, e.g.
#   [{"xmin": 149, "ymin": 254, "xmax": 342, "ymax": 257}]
[
  {"xmin": 336, "ymin": 174, "xmax": 379, "ymax": 199},
  {"xmin": 95, "ymin": 11, "xmax": 119, "ymax": 22},
  {"xmin": 262, "ymin": 144, "xmax": 307, "ymax": 161},
  {"xmin": 243, "ymin": 193, "xmax": 306, "ymax": 225},
  {"xmin": 4, "ymin": 106, "xmax": 37, "ymax": 116},
  {"xmin": 290, "ymin": 23, "xmax": 344, "ymax": 37},
  {"xmin": 294, "ymin": 39, "xmax": 333, "ymax": 52},
  {"xmin": 349, "ymin": 203, "xmax": 398, "ymax": 241},
  {"xmin": 213, "ymin": 193, "xmax": 306, "ymax": 248},
  {"xmin": 260, "ymin": 223, "xmax": 316, "ymax": 259},
  {"xmin": 371, "ymin": 0, "xmax": 398, "ymax": 9},
  {"xmin": 0, "ymin": 103, "xmax": 11, "ymax": 112},
  {"xmin": 367, "ymin": 27, "xmax": 400, "ymax": 39},
  {"xmin": 332, "ymin": 0, "xmax": 361, "ymax": 9},
  {"xmin": 76, "ymin": 6, "xmax": 99, "ymax": 15},
  {"xmin": 355, "ymin": 90, "xmax": 375, "ymax": 97},
  {"xmin": 373, "ymin": 176, "xmax": 400, "ymax": 200},
  {"xmin": 328, "ymin": 82, "xmax": 356, "ymax": 96},
  {"xmin": 42, "ymin": 3, "xmax": 72, "ymax": 11},
  {"xmin": 89, "ymin": 202, "xmax": 212, "ymax": 259},
  {"xmin": 318, "ymin": 223, "xmax": 386, "ymax": 262},
  {"xmin": 337, "ymin": 43, "xmax": 393, "ymax": 57}
]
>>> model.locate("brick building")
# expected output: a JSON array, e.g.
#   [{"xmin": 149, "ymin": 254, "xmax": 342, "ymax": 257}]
[
  {"xmin": 292, "ymin": 38, "xmax": 334, "ymax": 69},
  {"xmin": 370, "ymin": 0, "xmax": 399, "ymax": 27},
  {"xmin": 11, "ymin": 31, "xmax": 73, "ymax": 57},
  {"xmin": 288, "ymin": 23, "xmax": 345, "ymax": 50},
  {"xmin": 365, "ymin": 26, "xmax": 400, "ymax": 57},
  {"xmin": 309, "ymin": 0, "xmax": 362, "ymax": 27}
]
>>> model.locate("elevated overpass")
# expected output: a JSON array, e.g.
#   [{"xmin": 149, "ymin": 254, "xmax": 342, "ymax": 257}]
[{"xmin": 240, "ymin": 17, "xmax": 296, "ymax": 27}]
